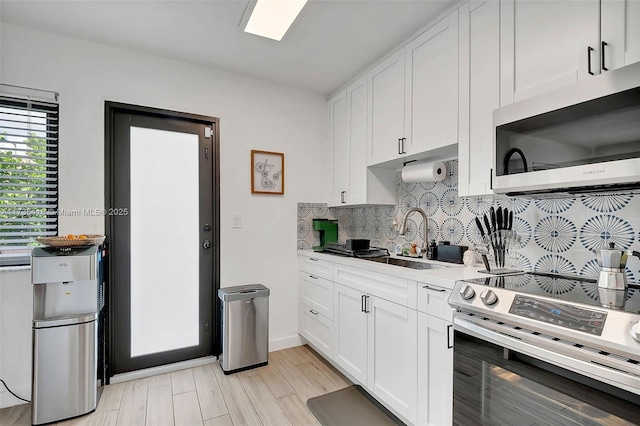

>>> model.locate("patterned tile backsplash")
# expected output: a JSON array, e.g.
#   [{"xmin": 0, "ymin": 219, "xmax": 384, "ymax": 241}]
[{"xmin": 297, "ymin": 160, "xmax": 640, "ymax": 281}]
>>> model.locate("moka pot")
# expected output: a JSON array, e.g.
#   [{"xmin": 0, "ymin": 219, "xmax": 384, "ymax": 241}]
[{"xmin": 594, "ymin": 242, "xmax": 640, "ymax": 290}]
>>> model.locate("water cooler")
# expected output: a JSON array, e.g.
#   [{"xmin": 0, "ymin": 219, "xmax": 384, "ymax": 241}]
[{"xmin": 31, "ymin": 246, "xmax": 106, "ymax": 425}]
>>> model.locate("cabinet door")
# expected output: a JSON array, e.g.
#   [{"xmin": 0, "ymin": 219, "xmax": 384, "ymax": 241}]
[
  {"xmin": 333, "ymin": 283, "xmax": 368, "ymax": 384},
  {"xmin": 367, "ymin": 49, "xmax": 406, "ymax": 165},
  {"xmin": 405, "ymin": 9, "xmax": 459, "ymax": 155},
  {"xmin": 328, "ymin": 90, "xmax": 349, "ymax": 206},
  {"xmin": 500, "ymin": 0, "xmax": 600, "ymax": 105},
  {"xmin": 601, "ymin": 0, "xmax": 640, "ymax": 71},
  {"xmin": 458, "ymin": 0, "xmax": 500, "ymax": 197},
  {"xmin": 417, "ymin": 313, "xmax": 453, "ymax": 426},
  {"xmin": 346, "ymin": 75, "xmax": 368, "ymax": 205},
  {"xmin": 368, "ymin": 297, "xmax": 418, "ymax": 424}
]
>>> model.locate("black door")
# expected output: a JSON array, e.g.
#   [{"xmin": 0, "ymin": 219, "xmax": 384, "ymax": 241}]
[{"xmin": 105, "ymin": 103, "xmax": 220, "ymax": 375}]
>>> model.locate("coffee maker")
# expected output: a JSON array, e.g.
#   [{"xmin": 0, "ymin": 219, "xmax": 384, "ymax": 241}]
[
  {"xmin": 594, "ymin": 243, "xmax": 640, "ymax": 290},
  {"xmin": 312, "ymin": 219, "xmax": 338, "ymax": 251}
]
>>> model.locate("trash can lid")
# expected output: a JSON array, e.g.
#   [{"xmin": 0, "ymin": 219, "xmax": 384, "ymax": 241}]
[{"xmin": 218, "ymin": 284, "xmax": 270, "ymax": 301}]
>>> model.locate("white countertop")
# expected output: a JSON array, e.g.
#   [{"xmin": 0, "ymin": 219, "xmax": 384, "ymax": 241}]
[{"xmin": 298, "ymin": 250, "xmax": 493, "ymax": 290}]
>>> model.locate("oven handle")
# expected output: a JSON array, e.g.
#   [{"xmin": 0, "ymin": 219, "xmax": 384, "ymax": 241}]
[{"xmin": 453, "ymin": 316, "xmax": 640, "ymax": 396}]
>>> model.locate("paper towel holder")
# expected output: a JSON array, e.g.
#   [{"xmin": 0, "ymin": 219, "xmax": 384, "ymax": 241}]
[{"xmin": 401, "ymin": 160, "xmax": 447, "ymax": 183}]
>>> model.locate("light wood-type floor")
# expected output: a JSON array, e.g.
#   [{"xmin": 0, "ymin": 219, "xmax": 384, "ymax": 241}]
[{"xmin": 0, "ymin": 345, "xmax": 350, "ymax": 426}]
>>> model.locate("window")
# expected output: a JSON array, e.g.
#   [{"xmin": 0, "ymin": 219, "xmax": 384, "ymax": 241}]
[{"xmin": 0, "ymin": 86, "xmax": 59, "ymax": 266}]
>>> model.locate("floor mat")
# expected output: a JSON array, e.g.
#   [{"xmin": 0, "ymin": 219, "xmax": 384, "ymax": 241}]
[{"xmin": 307, "ymin": 385, "xmax": 405, "ymax": 426}]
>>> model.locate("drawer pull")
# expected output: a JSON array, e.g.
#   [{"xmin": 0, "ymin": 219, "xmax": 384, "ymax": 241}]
[
  {"xmin": 309, "ymin": 309, "xmax": 319, "ymax": 315},
  {"xmin": 423, "ymin": 285, "xmax": 446, "ymax": 293},
  {"xmin": 309, "ymin": 275, "xmax": 318, "ymax": 279},
  {"xmin": 309, "ymin": 257, "xmax": 318, "ymax": 261}
]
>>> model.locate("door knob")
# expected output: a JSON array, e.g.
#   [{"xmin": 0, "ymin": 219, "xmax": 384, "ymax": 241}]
[{"xmin": 203, "ymin": 240, "xmax": 212, "ymax": 249}]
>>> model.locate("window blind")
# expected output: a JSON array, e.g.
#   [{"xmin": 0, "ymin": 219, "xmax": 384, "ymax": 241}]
[{"xmin": 0, "ymin": 91, "xmax": 59, "ymax": 266}]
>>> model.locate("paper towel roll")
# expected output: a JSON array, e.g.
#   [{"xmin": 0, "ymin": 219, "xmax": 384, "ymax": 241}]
[{"xmin": 401, "ymin": 161, "xmax": 446, "ymax": 183}]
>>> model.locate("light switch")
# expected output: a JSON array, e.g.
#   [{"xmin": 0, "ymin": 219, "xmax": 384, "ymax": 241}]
[{"xmin": 232, "ymin": 214, "xmax": 242, "ymax": 229}]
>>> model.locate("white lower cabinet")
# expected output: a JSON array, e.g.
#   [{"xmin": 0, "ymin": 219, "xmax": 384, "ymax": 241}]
[
  {"xmin": 333, "ymin": 283, "xmax": 369, "ymax": 384},
  {"xmin": 298, "ymin": 256, "xmax": 450, "ymax": 425},
  {"xmin": 299, "ymin": 259, "xmax": 334, "ymax": 358},
  {"xmin": 299, "ymin": 304, "xmax": 333, "ymax": 357},
  {"xmin": 333, "ymin": 282, "xmax": 418, "ymax": 424},
  {"xmin": 417, "ymin": 282, "xmax": 454, "ymax": 426},
  {"xmin": 368, "ymin": 295, "xmax": 418, "ymax": 424}
]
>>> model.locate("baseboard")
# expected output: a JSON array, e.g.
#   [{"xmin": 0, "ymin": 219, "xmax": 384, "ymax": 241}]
[
  {"xmin": 110, "ymin": 356, "xmax": 217, "ymax": 384},
  {"xmin": 0, "ymin": 384, "xmax": 31, "ymax": 409},
  {"xmin": 268, "ymin": 334, "xmax": 303, "ymax": 352}
]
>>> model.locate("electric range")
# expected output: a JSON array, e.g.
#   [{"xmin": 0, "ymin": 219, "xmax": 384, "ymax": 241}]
[{"xmin": 449, "ymin": 272, "xmax": 640, "ymax": 398}]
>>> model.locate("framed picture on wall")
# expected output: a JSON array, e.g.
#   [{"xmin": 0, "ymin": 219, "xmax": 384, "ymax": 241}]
[{"xmin": 251, "ymin": 150, "xmax": 284, "ymax": 195}]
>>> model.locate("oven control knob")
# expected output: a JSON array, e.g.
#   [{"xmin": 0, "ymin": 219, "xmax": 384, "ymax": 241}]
[
  {"xmin": 459, "ymin": 284, "xmax": 475, "ymax": 300},
  {"xmin": 480, "ymin": 289, "xmax": 498, "ymax": 306},
  {"xmin": 631, "ymin": 321, "xmax": 640, "ymax": 343}
]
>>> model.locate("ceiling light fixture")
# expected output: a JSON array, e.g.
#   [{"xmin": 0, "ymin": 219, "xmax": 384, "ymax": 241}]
[{"xmin": 243, "ymin": 0, "xmax": 308, "ymax": 41}]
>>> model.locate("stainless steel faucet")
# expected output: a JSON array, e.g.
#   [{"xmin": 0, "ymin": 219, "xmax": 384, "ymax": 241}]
[{"xmin": 398, "ymin": 207, "xmax": 428, "ymax": 256}]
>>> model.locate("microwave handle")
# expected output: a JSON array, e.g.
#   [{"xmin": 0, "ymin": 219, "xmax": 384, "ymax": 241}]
[{"xmin": 503, "ymin": 148, "xmax": 529, "ymax": 175}]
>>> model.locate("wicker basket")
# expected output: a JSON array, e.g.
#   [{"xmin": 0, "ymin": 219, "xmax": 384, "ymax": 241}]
[{"xmin": 36, "ymin": 234, "xmax": 106, "ymax": 248}]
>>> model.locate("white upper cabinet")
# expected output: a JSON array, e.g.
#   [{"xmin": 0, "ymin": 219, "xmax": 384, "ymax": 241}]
[
  {"xmin": 367, "ymin": 9, "xmax": 460, "ymax": 167},
  {"xmin": 346, "ymin": 76, "xmax": 369, "ymax": 205},
  {"xmin": 457, "ymin": 0, "xmax": 500, "ymax": 197},
  {"xmin": 601, "ymin": 0, "xmax": 640, "ymax": 71},
  {"xmin": 328, "ymin": 90, "xmax": 349, "ymax": 206},
  {"xmin": 500, "ymin": 0, "xmax": 601, "ymax": 105},
  {"xmin": 328, "ymin": 76, "xmax": 396, "ymax": 207},
  {"xmin": 367, "ymin": 49, "xmax": 407, "ymax": 165},
  {"xmin": 405, "ymin": 9, "xmax": 459, "ymax": 155}
]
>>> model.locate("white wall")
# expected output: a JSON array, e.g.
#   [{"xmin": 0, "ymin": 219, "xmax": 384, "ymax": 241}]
[{"xmin": 0, "ymin": 23, "xmax": 328, "ymax": 407}]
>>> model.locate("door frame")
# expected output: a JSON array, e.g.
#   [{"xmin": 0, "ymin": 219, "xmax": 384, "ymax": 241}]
[{"xmin": 104, "ymin": 102, "xmax": 221, "ymax": 381}]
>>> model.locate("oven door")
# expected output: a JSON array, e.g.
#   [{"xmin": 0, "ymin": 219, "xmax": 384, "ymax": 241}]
[{"xmin": 453, "ymin": 318, "xmax": 640, "ymax": 425}]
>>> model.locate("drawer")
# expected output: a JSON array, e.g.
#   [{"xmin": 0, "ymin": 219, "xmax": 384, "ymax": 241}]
[
  {"xmin": 417, "ymin": 282, "xmax": 453, "ymax": 322},
  {"xmin": 334, "ymin": 264, "xmax": 415, "ymax": 308},
  {"xmin": 299, "ymin": 271, "xmax": 333, "ymax": 317},
  {"xmin": 298, "ymin": 256, "xmax": 333, "ymax": 281},
  {"xmin": 299, "ymin": 303, "xmax": 333, "ymax": 357}
]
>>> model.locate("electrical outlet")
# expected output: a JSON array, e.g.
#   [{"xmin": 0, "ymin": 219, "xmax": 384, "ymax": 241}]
[{"xmin": 231, "ymin": 214, "xmax": 242, "ymax": 229}]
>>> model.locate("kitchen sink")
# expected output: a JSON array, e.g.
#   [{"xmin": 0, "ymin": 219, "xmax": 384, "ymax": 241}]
[{"xmin": 366, "ymin": 256, "xmax": 447, "ymax": 270}]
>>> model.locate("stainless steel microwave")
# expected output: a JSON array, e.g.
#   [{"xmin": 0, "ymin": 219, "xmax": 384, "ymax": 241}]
[{"xmin": 492, "ymin": 61, "xmax": 640, "ymax": 195}]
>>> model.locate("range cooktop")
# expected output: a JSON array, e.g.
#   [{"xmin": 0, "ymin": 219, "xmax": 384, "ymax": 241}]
[{"xmin": 461, "ymin": 272, "xmax": 640, "ymax": 314}]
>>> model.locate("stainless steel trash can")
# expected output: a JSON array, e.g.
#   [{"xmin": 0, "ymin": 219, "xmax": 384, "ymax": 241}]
[{"xmin": 218, "ymin": 284, "xmax": 269, "ymax": 374}]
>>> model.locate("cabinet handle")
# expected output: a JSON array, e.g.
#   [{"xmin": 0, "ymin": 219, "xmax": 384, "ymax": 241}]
[
  {"xmin": 587, "ymin": 46, "xmax": 595, "ymax": 75},
  {"xmin": 601, "ymin": 41, "xmax": 608, "ymax": 71},
  {"xmin": 401, "ymin": 137, "xmax": 406, "ymax": 154},
  {"xmin": 398, "ymin": 138, "xmax": 402, "ymax": 155},
  {"xmin": 340, "ymin": 191, "xmax": 346, "ymax": 204},
  {"xmin": 423, "ymin": 285, "xmax": 446, "ymax": 293},
  {"xmin": 361, "ymin": 294, "xmax": 370, "ymax": 313},
  {"xmin": 309, "ymin": 309, "xmax": 319, "ymax": 315},
  {"xmin": 309, "ymin": 257, "xmax": 318, "ymax": 261},
  {"xmin": 309, "ymin": 275, "xmax": 318, "ymax": 279},
  {"xmin": 447, "ymin": 324, "xmax": 453, "ymax": 349}
]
